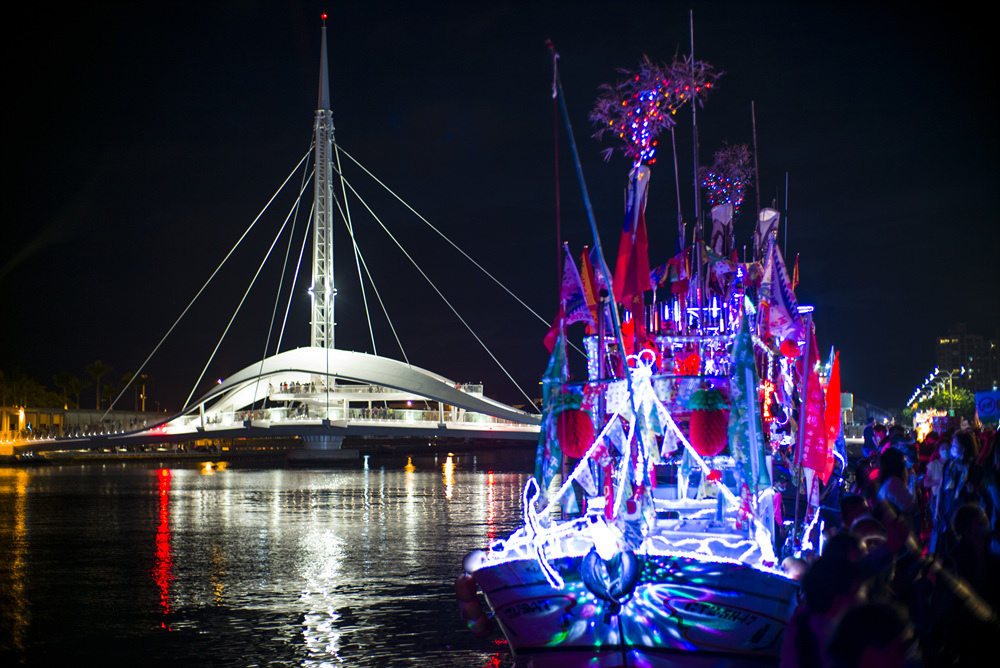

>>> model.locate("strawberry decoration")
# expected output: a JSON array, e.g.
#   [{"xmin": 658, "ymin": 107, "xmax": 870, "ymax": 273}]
[
  {"xmin": 688, "ymin": 387, "xmax": 729, "ymax": 456},
  {"xmin": 558, "ymin": 408, "xmax": 595, "ymax": 459},
  {"xmin": 673, "ymin": 350, "xmax": 701, "ymax": 376}
]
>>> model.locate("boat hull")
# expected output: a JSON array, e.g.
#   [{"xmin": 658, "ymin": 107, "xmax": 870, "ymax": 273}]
[{"xmin": 475, "ymin": 552, "xmax": 798, "ymax": 667}]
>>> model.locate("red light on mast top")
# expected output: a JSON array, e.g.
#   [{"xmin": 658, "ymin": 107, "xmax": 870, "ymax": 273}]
[{"xmin": 321, "ymin": 13, "xmax": 327, "ymax": 21}]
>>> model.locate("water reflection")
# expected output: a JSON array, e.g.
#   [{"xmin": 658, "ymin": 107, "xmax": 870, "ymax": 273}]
[
  {"xmin": 488, "ymin": 470, "xmax": 496, "ymax": 545},
  {"xmin": 0, "ymin": 451, "xmax": 533, "ymax": 666},
  {"xmin": 300, "ymin": 528, "xmax": 345, "ymax": 665},
  {"xmin": 153, "ymin": 468, "xmax": 174, "ymax": 620},
  {"xmin": 443, "ymin": 454, "xmax": 454, "ymax": 499},
  {"xmin": 0, "ymin": 469, "xmax": 29, "ymax": 653}
]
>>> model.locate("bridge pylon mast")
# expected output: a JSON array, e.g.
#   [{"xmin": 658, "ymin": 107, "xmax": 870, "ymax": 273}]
[{"xmin": 309, "ymin": 19, "xmax": 335, "ymax": 350}]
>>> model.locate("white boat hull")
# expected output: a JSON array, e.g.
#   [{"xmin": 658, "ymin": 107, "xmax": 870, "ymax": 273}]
[{"xmin": 475, "ymin": 552, "xmax": 798, "ymax": 667}]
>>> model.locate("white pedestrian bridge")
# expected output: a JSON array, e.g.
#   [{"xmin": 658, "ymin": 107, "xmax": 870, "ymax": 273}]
[{"xmin": 6, "ymin": 347, "xmax": 540, "ymax": 459}]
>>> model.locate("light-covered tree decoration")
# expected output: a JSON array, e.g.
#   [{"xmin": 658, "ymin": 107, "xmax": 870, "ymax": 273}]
[
  {"xmin": 699, "ymin": 143, "xmax": 754, "ymax": 218},
  {"xmin": 590, "ymin": 54, "xmax": 720, "ymax": 167}
]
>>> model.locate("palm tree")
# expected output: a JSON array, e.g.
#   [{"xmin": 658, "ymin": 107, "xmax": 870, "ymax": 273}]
[
  {"xmin": 5, "ymin": 369, "xmax": 30, "ymax": 407},
  {"xmin": 101, "ymin": 383, "xmax": 118, "ymax": 411},
  {"xmin": 54, "ymin": 372, "xmax": 74, "ymax": 409},
  {"xmin": 67, "ymin": 376, "xmax": 89, "ymax": 410},
  {"xmin": 86, "ymin": 360, "xmax": 111, "ymax": 410}
]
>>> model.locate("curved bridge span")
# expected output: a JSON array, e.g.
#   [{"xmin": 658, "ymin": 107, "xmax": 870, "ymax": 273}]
[{"xmin": 10, "ymin": 347, "xmax": 540, "ymax": 459}]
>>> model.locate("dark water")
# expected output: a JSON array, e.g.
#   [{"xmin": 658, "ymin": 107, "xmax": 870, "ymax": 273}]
[{"xmin": 1, "ymin": 452, "xmax": 533, "ymax": 666}]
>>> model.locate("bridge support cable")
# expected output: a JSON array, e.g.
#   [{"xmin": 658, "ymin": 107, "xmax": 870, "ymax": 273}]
[
  {"xmin": 330, "ymin": 151, "xmax": 378, "ymax": 357},
  {"xmin": 336, "ymin": 146, "xmax": 551, "ymax": 329},
  {"xmin": 277, "ymin": 202, "xmax": 314, "ymax": 354},
  {"xmin": 104, "ymin": 149, "xmax": 313, "ymax": 422},
  {"xmin": 336, "ymin": 173, "xmax": 539, "ymax": 412},
  {"xmin": 254, "ymin": 172, "xmax": 315, "ymax": 408},
  {"xmin": 331, "ymin": 141, "xmax": 376, "ymax": 357},
  {"xmin": 336, "ymin": 144, "xmax": 583, "ymax": 361},
  {"xmin": 183, "ymin": 175, "xmax": 314, "ymax": 411},
  {"xmin": 328, "ymin": 177, "xmax": 410, "ymax": 366}
]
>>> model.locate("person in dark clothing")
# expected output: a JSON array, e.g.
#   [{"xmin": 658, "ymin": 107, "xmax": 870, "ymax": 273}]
[
  {"xmin": 779, "ymin": 556, "xmax": 862, "ymax": 668},
  {"xmin": 863, "ymin": 417, "xmax": 878, "ymax": 459},
  {"xmin": 827, "ymin": 602, "xmax": 915, "ymax": 668}
]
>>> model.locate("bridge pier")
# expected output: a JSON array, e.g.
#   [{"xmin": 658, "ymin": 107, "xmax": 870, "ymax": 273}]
[{"xmin": 287, "ymin": 433, "xmax": 358, "ymax": 463}]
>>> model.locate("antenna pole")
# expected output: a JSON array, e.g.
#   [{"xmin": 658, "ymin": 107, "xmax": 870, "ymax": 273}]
[
  {"xmin": 689, "ymin": 11, "xmax": 706, "ymax": 343},
  {"xmin": 752, "ymin": 100, "xmax": 762, "ymax": 232},
  {"xmin": 784, "ymin": 172, "xmax": 789, "ymax": 256},
  {"xmin": 672, "ymin": 126, "xmax": 684, "ymax": 253},
  {"xmin": 689, "ymin": 11, "xmax": 702, "ymax": 237}
]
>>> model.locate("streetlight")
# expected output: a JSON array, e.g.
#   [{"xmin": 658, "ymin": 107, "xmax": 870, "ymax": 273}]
[{"xmin": 939, "ymin": 366, "xmax": 965, "ymax": 416}]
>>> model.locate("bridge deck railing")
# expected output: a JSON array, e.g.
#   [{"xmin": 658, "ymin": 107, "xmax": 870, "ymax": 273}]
[
  {"xmin": 265, "ymin": 382, "xmax": 485, "ymax": 396},
  {"xmin": 186, "ymin": 406, "xmax": 534, "ymax": 430}
]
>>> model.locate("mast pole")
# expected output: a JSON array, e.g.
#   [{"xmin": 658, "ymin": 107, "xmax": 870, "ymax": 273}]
[
  {"xmin": 547, "ymin": 41, "xmax": 645, "ymax": 511},
  {"xmin": 752, "ymin": 100, "xmax": 762, "ymax": 260},
  {"xmin": 784, "ymin": 172, "xmax": 789, "ymax": 256},
  {"xmin": 690, "ymin": 11, "xmax": 702, "ymax": 239},
  {"xmin": 689, "ymin": 11, "xmax": 707, "ymax": 345},
  {"xmin": 671, "ymin": 126, "xmax": 684, "ymax": 253}
]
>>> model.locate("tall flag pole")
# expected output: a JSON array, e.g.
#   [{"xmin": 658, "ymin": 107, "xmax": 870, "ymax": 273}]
[
  {"xmin": 612, "ymin": 165, "xmax": 652, "ymax": 339},
  {"xmin": 729, "ymin": 315, "xmax": 771, "ymax": 530}
]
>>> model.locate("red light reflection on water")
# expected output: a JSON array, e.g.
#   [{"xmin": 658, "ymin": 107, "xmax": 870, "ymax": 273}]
[
  {"xmin": 152, "ymin": 468, "xmax": 174, "ymax": 620},
  {"xmin": 481, "ymin": 639, "xmax": 508, "ymax": 668},
  {"xmin": 487, "ymin": 471, "xmax": 495, "ymax": 545}
]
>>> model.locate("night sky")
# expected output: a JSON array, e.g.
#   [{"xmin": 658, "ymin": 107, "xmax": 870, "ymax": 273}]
[{"xmin": 4, "ymin": 1, "xmax": 997, "ymax": 415}]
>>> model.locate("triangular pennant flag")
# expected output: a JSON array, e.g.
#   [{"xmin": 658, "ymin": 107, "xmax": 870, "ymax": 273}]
[
  {"xmin": 576, "ymin": 461, "xmax": 599, "ymax": 497},
  {"xmin": 534, "ymin": 333, "xmax": 567, "ymax": 492},
  {"xmin": 728, "ymin": 315, "xmax": 771, "ymax": 489},
  {"xmin": 544, "ymin": 245, "xmax": 596, "ymax": 352},
  {"xmin": 560, "ymin": 244, "xmax": 595, "ymax": 329},
  {"xmin": 759, "ymin": 238, "xmax": 804, "ymax": 342}
]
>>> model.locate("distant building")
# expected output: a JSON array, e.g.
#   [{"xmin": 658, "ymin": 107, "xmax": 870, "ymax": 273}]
[{"xmin": 935, "ymin": 324, "xmax": 1000, "ymax": 392}]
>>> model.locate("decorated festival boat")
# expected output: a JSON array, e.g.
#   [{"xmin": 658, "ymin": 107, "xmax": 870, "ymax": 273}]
[{"xmin": 457, "ymin": 41, "xmax": 847, "ymax": 668}]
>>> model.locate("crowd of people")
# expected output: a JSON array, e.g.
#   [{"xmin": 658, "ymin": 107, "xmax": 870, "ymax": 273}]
[{"xmin": 779, "ymin": 421, "xmax": 1000, "ymax": 667}]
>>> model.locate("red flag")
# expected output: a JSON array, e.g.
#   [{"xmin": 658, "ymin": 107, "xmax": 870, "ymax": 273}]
[
  {"xmin": 660, "ymin": 249, "xmax": 690, "ymax": 295},
  {"xmin": 800, "ymin": 334, "xmax": 831, "ymax": 483},
  {"xmin": 824, "ymin": 352, "xmax": 841, "ymax": 446},
  {"xmin": 543, "ymin": 305, "xmax": 563, "ymax": 353},
  {"xmin": 613, "ymin": 165, "xmax": 652, "ymax": 308},
  {"xmin": 620, "ymin": 316, "xmax": 636, "ymax": 358},
  {"xmin": 823, "ymin": 352, "xmax": 841, "ymax": 480},
  {"xmin": 792, "ymin": 253, "xmax": 800, "ymax": 291}
]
